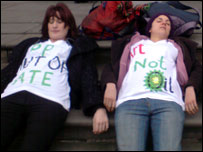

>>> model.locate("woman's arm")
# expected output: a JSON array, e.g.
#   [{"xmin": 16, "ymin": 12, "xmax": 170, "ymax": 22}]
[
  {"xmin": 185, "ymin": 86, "xmax": 199, "ymax": 115},
  {"xmin": 174, "ymin": 37, "xmax": 202, "ymax": 115}
]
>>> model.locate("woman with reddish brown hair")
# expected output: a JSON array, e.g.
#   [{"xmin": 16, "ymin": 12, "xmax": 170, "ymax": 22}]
[
  {"xmin": 1, "ymin": 3, "xmax": 108, "ymax": 151},
  {"xmin": 41, "ymin": 3, "xmax": 78, "ymax": 40}
]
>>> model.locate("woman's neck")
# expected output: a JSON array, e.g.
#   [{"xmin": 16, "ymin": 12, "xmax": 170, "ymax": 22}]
[
  {"xmin": 150, "ymin": 37, "xmax": 167, "ymax": 43},
  {"xmin": 150, "ymin": 34, "xmax": 168, "ymax": 43}
]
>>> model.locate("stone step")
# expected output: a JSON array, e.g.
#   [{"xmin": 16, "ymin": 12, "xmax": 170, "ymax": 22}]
[
  {"xmin": 64, "ymin": 100, "xmax": 202, "ymax": 130},
  {"xmin": 96, "ymin": 33, "xmax": 203, "ymax": 49},
  {"xmin": 9, "ymin": 126, "xmax": 202, "ymax": 151},
  {"xmin": 50, "ymin": 128, "xmax": 202, "ymax": 151},
  {"xmin": 50, "ymin": 140, "xmax": 117, "ymax": 151},
  {"xmin": 1, "ymin": 33, "xmax": 202, "ymax": 51}
]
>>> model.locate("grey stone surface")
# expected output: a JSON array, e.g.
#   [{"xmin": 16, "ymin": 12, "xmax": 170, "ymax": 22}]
[
  {"xmin": 1, "ymin": 1, "xmax": 202, "ymax": 49},
  {"xmin": 1, "ymin": 1, "xmax": 202, "ymax": 151}
]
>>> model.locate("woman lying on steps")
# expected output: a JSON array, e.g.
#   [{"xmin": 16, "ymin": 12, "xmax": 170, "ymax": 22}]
[
  {"xmin": 101, "ymin": 13, "xmax": 202, "ymax": 151},
  {"xmin": 1, "ymin": 3, "xmax": 108, "ymax": 151}
]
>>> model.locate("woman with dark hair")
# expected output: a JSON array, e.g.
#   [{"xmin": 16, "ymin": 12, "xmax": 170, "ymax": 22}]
[
  {"xmin": 1, "ymin": 3, "xmax": 108, "ymax": 151},
  {"xmin": 41, "ymin": 3, "xmax": 78, "ymax": 39},
  {"xmin": 101, "ymin": 13, "xmax": 202, "ymax": 151}
]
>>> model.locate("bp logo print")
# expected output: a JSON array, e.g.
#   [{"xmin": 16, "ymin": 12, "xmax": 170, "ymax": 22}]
[{"xmin": 144, "ymin": 70, "xmax": 165, "ymax": 92}]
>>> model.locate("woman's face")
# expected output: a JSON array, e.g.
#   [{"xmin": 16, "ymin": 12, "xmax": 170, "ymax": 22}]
[
  {"xmin": 48, "ymin": 12, "xmax": 69, "ymax": 42},
  {"xmin": 150, "ymin": 15, "xmax": 171, "ymax": 39}
]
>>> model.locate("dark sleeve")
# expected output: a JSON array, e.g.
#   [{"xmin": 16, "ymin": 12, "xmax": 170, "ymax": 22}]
[
  {"xmin": 1, "ymin": 38, "xmax": 39, "ymax": 93},
  {"xmin": 68, "ymin": 55, "xmax": 83, "ymax": 109},
  {"xmin": 71, "ymin": 35, "xmax": 105, "ymax": 116},
  {"xmin": 183, "ymin": 41, "xmax": 202, "ymax": 94},
  {"xmin": 100, "ymin": 63, "xmax": 117, "ymax": 95},
  {"xmin": 100, "ymin": 35, "xmax": 131, "ymax": 94},
  {"xmin": 81, "ymin": 51, "xmax": 104, "ymax": 116},
  {"xmin": 174, "ymin": 37, "xmax": 202, "ymax": 94}
]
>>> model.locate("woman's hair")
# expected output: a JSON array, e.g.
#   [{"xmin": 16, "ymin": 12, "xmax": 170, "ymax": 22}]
[
  {"xmin": 41, "ymin": 3, "xmax": 78, "ymax": 39},
  {"xmin": 145, "ymin": 13, "xmax": 174, "ymax": 38}
]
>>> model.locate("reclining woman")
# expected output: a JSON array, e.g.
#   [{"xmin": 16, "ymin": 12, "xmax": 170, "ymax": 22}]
[
  {"xmin": 101, "ymin": 13, "xmax": 202, "ymax": 151},
  {"xmin": 1, "ymin": 3, "xmax": 108, "ymax": 151}
]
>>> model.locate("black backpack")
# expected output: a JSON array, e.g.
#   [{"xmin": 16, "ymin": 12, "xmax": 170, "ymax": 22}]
[{"xmin": 135, "ymin": 1, "xmax": 202, "ymax": 37}]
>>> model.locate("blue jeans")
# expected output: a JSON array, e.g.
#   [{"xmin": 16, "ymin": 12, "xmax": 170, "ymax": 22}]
[{"xmin": 115, "ymin": 98, "xmax": 185, "ymax": 151}]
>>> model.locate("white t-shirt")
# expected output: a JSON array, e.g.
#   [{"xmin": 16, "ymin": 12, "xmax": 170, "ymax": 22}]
[
  {"xmin": 1, "ymin": 39, "xmax": 72, "ymax": 111},
  {"xmin": 117, "ymin": 39, "xmax": 185, "ymax": 110}
]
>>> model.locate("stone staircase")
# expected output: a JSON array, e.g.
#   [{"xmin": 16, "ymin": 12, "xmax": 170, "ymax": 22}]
[
  {"xmin": 3, "ymin": 43, "xmax": 202, "ymax": 151},
  {"xmin": 1, "ymin": 1, "xmax": 202, "ymax": 151}
]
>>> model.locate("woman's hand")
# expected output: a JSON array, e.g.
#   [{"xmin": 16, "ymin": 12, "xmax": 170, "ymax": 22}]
[
  {"xmin": 103, "ymin": 83, "xmax": 117, "ymax": 112},
  {"xmin": 185, "ymin": 86, "xmax": 199, "ymax": 115},
  {"xmin": 93, "ymin": 108, "xmax": 109, "ymax": 134}
]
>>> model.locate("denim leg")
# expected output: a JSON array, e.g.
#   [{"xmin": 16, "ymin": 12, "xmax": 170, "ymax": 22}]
[
  {"xmin": 115, "ymin": 99, "xmax": 150, "ymax": 151},
  {"xmin": 150, "ymin": 99, "xmax": 185, "ymax": 151}
]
